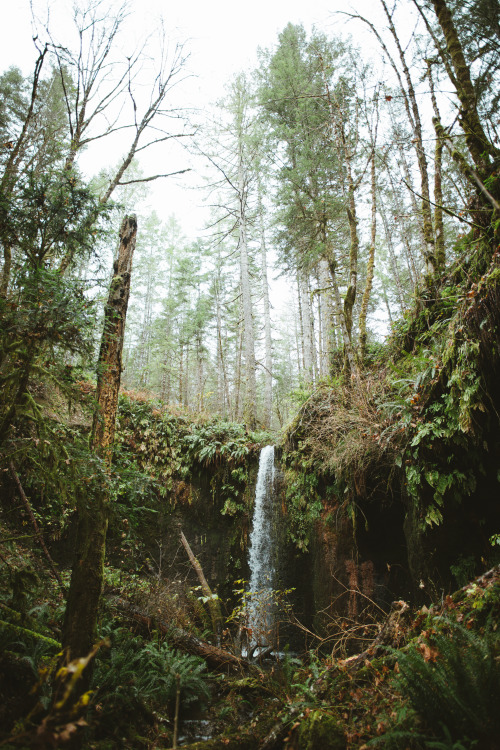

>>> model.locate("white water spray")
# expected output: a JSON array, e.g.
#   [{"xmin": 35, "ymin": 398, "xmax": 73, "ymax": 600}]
[{"xmin": 247, "ymin": 444, "xmax": 276, "ymax": 647}]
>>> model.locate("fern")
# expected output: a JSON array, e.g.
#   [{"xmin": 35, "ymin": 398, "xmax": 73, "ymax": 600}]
[
  {"xmin": 394, "ymin": 620, "xmax": 500, "ymax": 747},
  {"xmin": 92, "ymin": 630, "xmax": 210, "ymax": 727}
]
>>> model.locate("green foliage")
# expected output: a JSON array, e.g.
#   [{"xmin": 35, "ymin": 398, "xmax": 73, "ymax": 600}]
[
  {"xmin": 0, "ymin": 167, "xmax": 110, "ymax": 463},
  {"xmin": 290, "ymin": 651, "xmax": 327, "ymax": 704},
  {"xmin": 399, "ymin": 324, "xmax": 492, "ymax": 528},
  {"xmin": 1, "ymin": 170, "xmax": 106, "ymax": 267},
  {"xmin": 227, "ymin": 580, "xmax": 294, "ymax": 645},
  {"xmin": 393, "ymin": 620, "xmax": 500, "ymax": 748},
  {"xmin": 92, "ymin": 629, "xmax": 210, "ymax": 730},
  {"xmin": 276, "ymin": 644, "xmax": 302, "ymax": 694},
  {"xmin": 450, "ymin": 555, "xmax": 477, "ymax": 588},
  {"xmin": 257, "ymin": 23, "xmax": 354, "ymax": 276},
  {"xmin": 115, "ymin": 395, "xmax": 259, "ymax": 512},
  {"xmin": 0, "ymin": 618, "xmax": 60, "ymax": 656},
  {"xmin": 283, "ymin": 466, "xmax": 323, "ymax": 551}
]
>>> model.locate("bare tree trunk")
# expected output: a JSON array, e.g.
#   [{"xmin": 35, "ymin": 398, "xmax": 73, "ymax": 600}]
[
  {"xmin": 386, "ymin": 163, "xmax": 421, "ymax": 292},
  {"xmin": 238, "ymin": 159, "xmax": 257, "ymax": 429},
  {"xmin": 0, "ymin": 245, "xmax": 12, "ymax": 300},
  {"xmin": 298, "ymin": 270, "xmax": 315, "ymax": 384},
  {"xmin": 344, "ymin": 193, "xmax": 359, "ymax": 341},
  {"xmin": 180, "ymin": 531, "xmax": 222, "ymax": 640},
  {"xmin": 383, "ymin": 287, "xmax": 394, "ymax": 325},
  {"xmin": 296, "ymin": 272, "xmax": 305, "ymax": 376},
  {"xmin": 318, "ymin": 260, "xmax": 334, "ymax": 377},
  {"xmin": 319, "ymin": 58, "xmax": 360, "ymax": 343},
  {"xmin": 183, "ymin": 342, "xmax": 189, "ymax": 408},
  {"xmin": 379, "ymin": 0, "xmax": 436, "ymax": 276},
  {"xmin": 258, "ymin": 194, "xmax": 273, "ymax": 429},
  {"xmin": 63, "ymin": 215, "xmax": 137, "ymax": 667},
  {"xmin": 327, "ymin": 257, "xmax": 359, "ymax": 377},
  {"xmin": 196, "ymin": 334, "xmax": 204, "ymax": 412},
  {"xmin": 161, "ymin": 348, "xmax": 171, "ymax": 402},
  {"xmin": 112, "ymin": 597, "xmax": 255, "ymax": 674},
  {"xmin": 359, "ymin": 155, "xmax": 377, "ymax": 361},
  {"xmin": 216, "ymin": 308, "xmax": 231, "ymax": 418},
  {"xmin": 179, "ymin": 342, "xmax": 184, "ymax": 405},
  {"xmin": 391, "ymin": 120, "xmax": 428, "ymax": 259},
  {"xmin": 233, "ymin": 313, "xmax": 243, "ymax": 421},
  {"xmin": 307, "ymin": 273, "xmax": 319, "ymax": 381},
  {"xmin": 10, "ymin": 463, "xmax": 65, "ymax": 592},
  {"xmin": 0, "ymin": 48, "xmax": 47, "ymax": 298},
  {"xmin": 379, "ymin": 202, "xmax": 406, "ymax": 315}
]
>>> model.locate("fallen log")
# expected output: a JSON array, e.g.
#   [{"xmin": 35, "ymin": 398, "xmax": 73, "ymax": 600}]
[
  {"xmin": 111, "ymin": 597, "xmax": 258, "ymax": 675},
  {"xmin": 180, "ymin": 529, "xmax": 223, "ymax": 640},
  {"xmin": 0, "ymin": 618, "xmax": 61, "ymax": 649}
]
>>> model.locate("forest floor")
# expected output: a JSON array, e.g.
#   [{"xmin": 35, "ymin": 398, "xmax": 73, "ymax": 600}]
[{"xmin": 0, "ymin": 488, "xmax": 499, "ymax": 750}]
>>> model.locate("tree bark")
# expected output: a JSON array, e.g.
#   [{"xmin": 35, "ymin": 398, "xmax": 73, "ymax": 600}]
[
  {"xmin": 319, "ymin": 259, "xmax": 335, "ymax": 376},
  {"xmin": 430, "ymin": 0, "xmax": 498, "ymax": 171},
  {"xmin": 298, "ymin": 269, "xmax": 315, "ymax": 384},
  {"xmin": 320, "ymin": 61, "xmax": 360, "ymax": 341},
  {"xmin": 386, "ymin": 163, "xmax": 421, "ymax": 294},
  {"xmin": 379, "ymin": 201, "xmax": 406, "ymax": 315},
  {"xmin": 0, "ymin": 48, "xmax": 47, "ymax": 298},
  {"xmin": 258, "ymin": 191, "xmax": 273, "ymax": 428},
  {"xmin": 9, "ymin": 463, "xmax": 65, "ymax": 592},
  {"xmin": 62, "ymin": 215, "xmax": 137, "ymax": 665},
  {"xmin": 428, "ymin": 62, "xmax": 446, "ymax": 272},
  {"xmin": 326, "ymin": 257, "xmax": 359, "ymax": 377},
  {"xmin": 359, "ymin": 154, "xmax": 377, "ymax": 361},
  {"xmin": 379, "ymin": 0, "xmax": 436, "ymax": 276},
  {"xmin": 237, "ymin": 157, "xmax": 257, "ymax": 429}
]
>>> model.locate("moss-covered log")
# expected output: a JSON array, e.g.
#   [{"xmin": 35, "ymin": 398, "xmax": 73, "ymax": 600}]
[{"xmin": 0, "ymin": 619, "xmax": 60, "ymax": 648}]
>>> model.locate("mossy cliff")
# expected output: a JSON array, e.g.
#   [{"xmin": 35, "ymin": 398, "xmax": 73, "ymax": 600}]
[
  {"xmin": 108, "ymin": 395, "xmax": 268, "ymax": 602},
  {"xmin": 279, "ymin": 246, "xmax": 500, "ymax": 625}
]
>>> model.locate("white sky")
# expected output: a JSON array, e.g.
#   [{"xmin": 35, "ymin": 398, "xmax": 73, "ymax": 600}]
[{"xmin": 1, "ymin": 0, "xmax": 393, "ymax": 235}]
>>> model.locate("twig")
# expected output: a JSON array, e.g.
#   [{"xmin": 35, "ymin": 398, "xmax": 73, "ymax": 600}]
[
  {"xmin": 400, "ymin": 178, "xmax": 479, "ymax": 228},
  {"xmin": 9, "ymin": 462, "xmax": 66, "ymax": 595}
]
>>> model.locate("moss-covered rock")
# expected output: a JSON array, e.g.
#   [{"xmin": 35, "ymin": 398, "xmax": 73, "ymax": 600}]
[{"xmin": 297, "ymin": 709, "xmax": 346, "ymax": 750}]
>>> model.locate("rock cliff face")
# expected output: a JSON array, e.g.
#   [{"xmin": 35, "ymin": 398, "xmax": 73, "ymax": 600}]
[
  {"xmin": 274, "ymin": 453, "xmax": 498, "ymax": 640},
  {"xmin": 143, "ymin": 466, "xmax": 258, "ymax": 606}
]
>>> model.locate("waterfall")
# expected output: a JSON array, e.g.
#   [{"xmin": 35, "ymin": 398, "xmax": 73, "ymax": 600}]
[{"xmin": 247, "ymin": 444, "xmax": 276, "ymax": 648}]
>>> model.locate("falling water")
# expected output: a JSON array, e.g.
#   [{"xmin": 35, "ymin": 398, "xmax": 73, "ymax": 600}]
[{"xmin": 247, "ymin": 444, "xmax": 276, "ymax": 649}]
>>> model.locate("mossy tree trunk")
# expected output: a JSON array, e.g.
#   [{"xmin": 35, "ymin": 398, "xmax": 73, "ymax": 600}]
[
  {"xmin": 62, "ymin": 215, "xmax": 137, "ymax": 664},
  {"xmin": 430, "ymin": 0, "xmax": 498, "ymax": 173},
  {"xmin": 428, "ymin": 62, "xmax": 446, "ymax": 272}
]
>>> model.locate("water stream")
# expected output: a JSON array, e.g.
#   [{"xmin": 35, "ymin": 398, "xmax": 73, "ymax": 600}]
[{"xmin": 247, "ymin": 444, "xmax": 276, "ymax": 650}]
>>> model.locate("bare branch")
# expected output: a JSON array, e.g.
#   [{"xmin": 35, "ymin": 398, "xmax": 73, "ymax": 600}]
[{"xmin": 117, "ymin": 168, "xmax": 190, "ymax": 185}]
